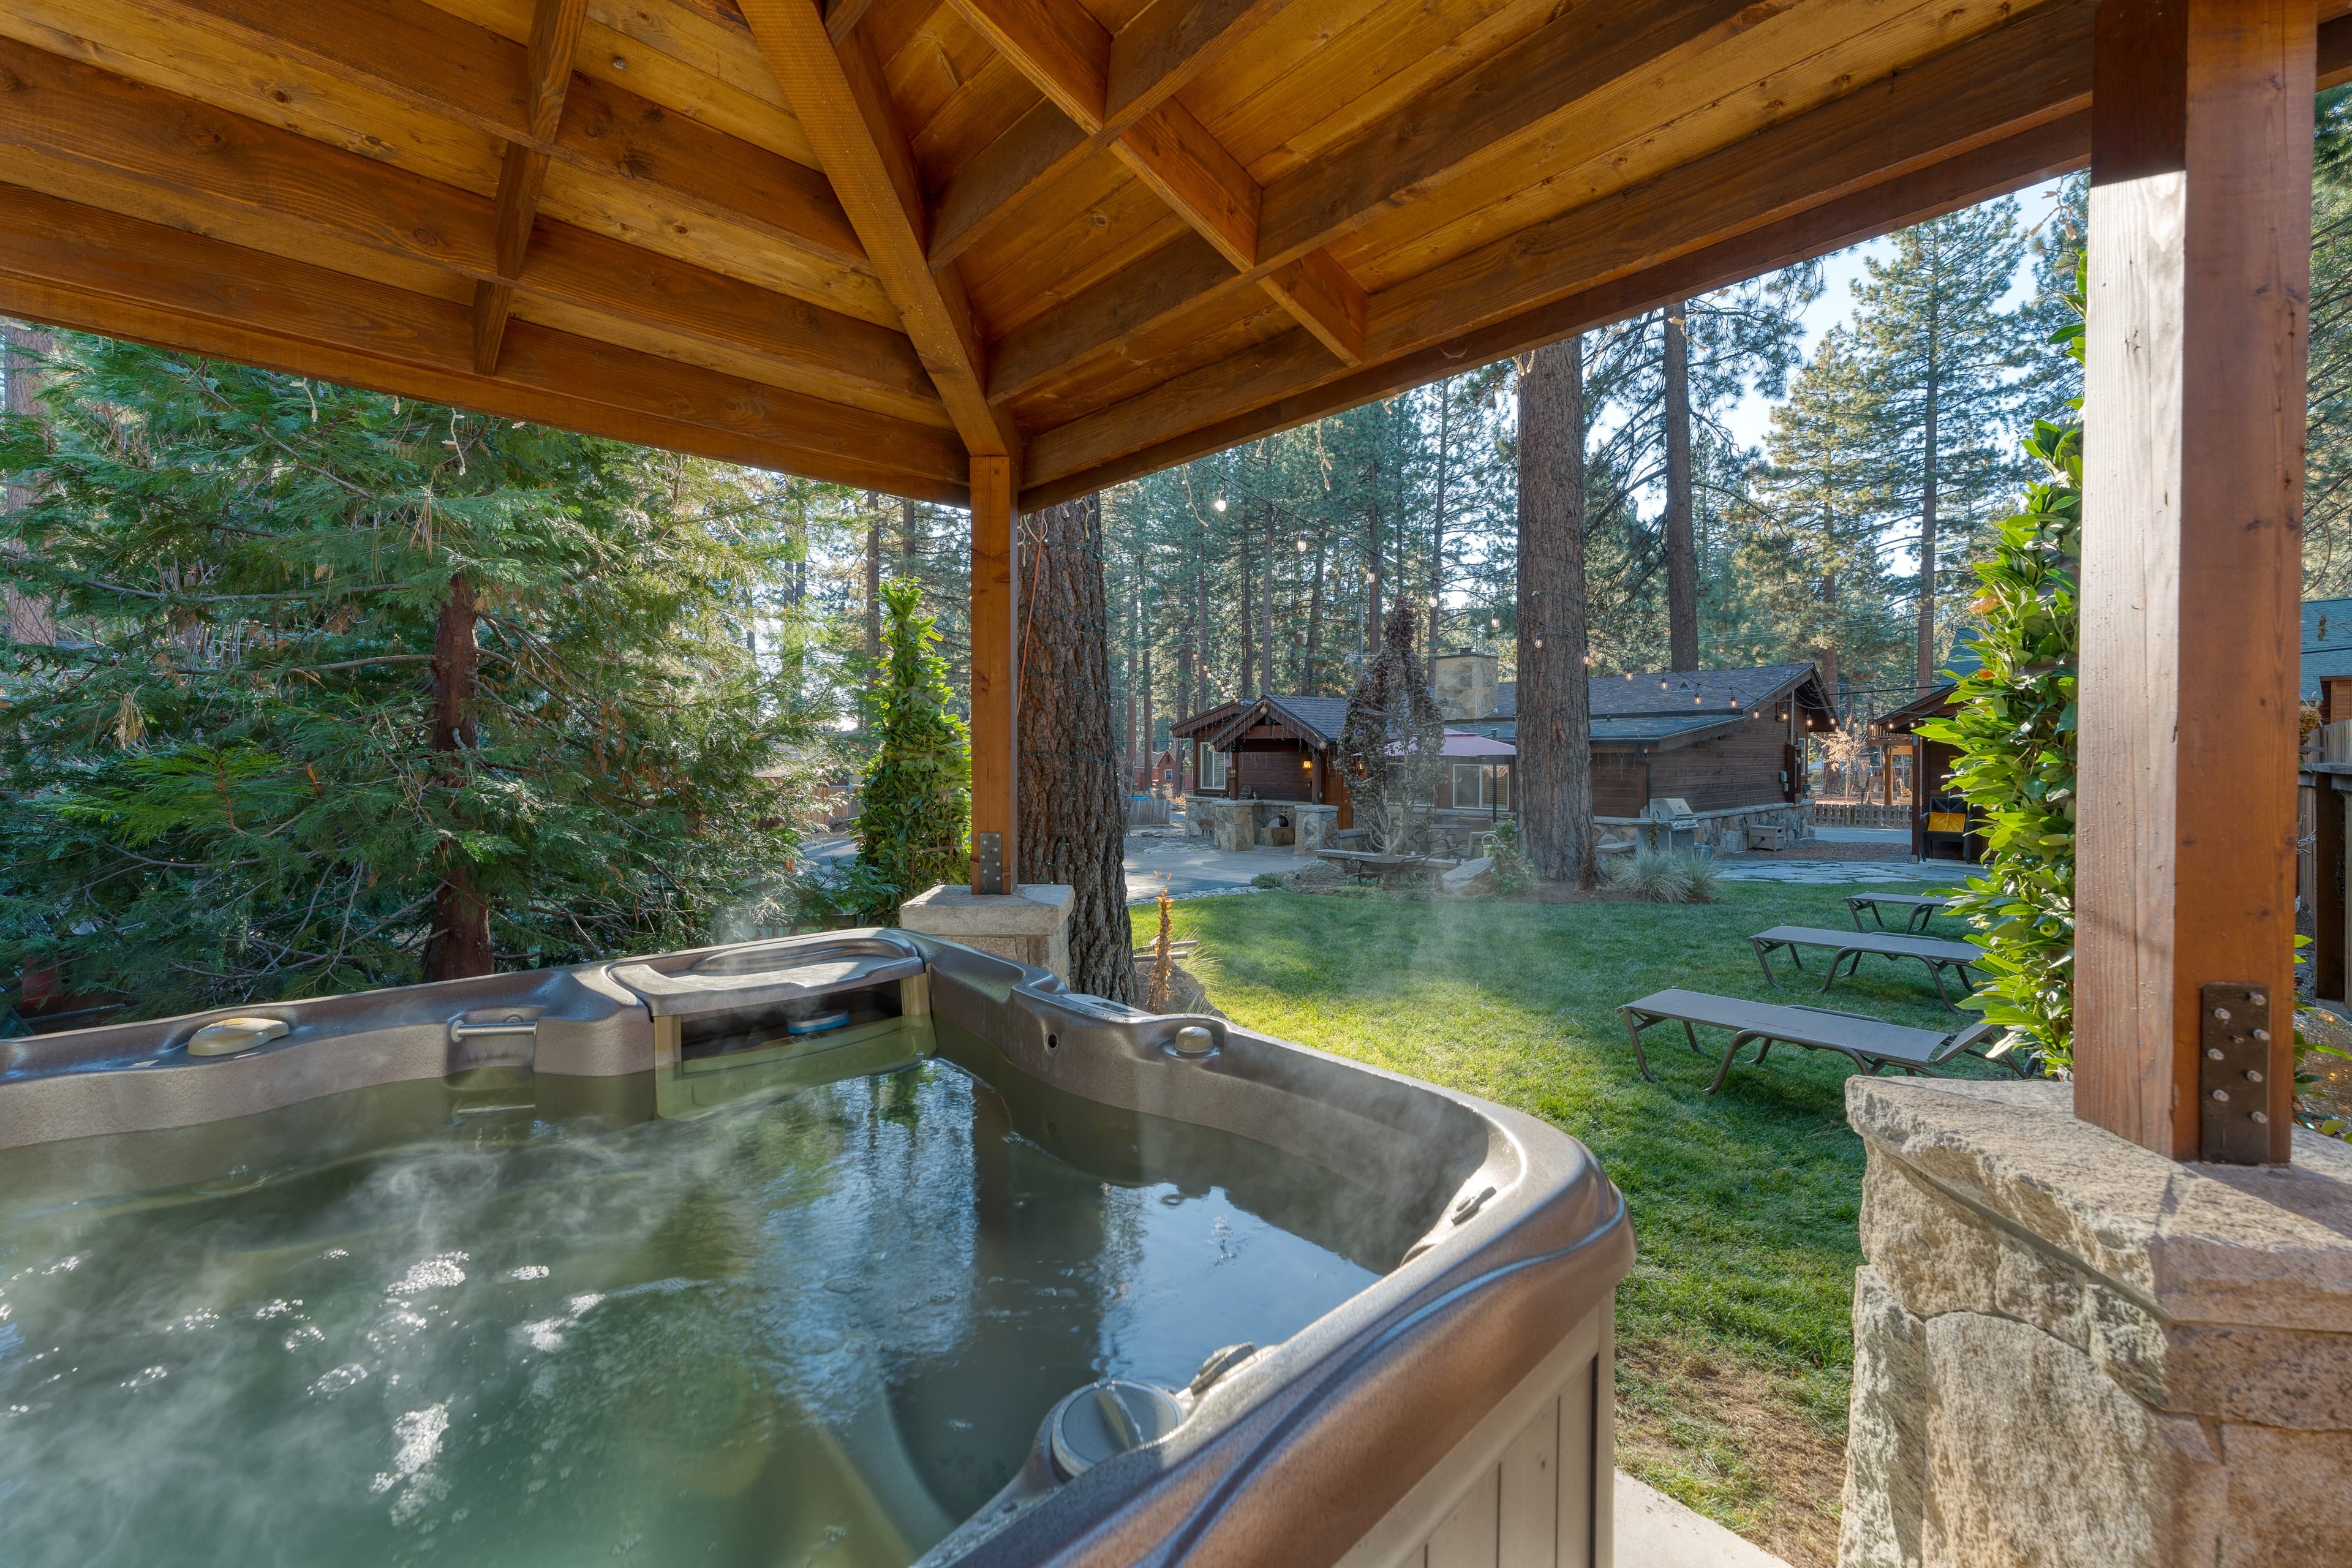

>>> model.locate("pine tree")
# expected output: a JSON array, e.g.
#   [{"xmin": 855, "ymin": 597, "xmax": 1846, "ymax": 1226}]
[
  {"xmin": 853, "ymin": 578, "xmax": 970, "ymax": 910},
  {"xmin": 0, "ymin": 336, "xmax": 802, "ymax": 1017},
  {"xmin": 1808, "ymin": 200, "xmax": 2035, "ymax": 685},
  {"xmin": 1340, "ymin": 602, "xmax": 1445, "ymax": 854},
  {"xmin": 1514, "ymin": 337, "xmax": 1598, "ymax": 886}
]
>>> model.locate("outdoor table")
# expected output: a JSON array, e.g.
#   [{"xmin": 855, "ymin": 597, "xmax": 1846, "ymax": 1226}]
[
  {"xmin": 1747, "ymin": 924, "xmax": 1985, "ymax": 1011},
  {"xmin": 1844, "ymin": 892, "xmax": 1950, "ymax": 933}
]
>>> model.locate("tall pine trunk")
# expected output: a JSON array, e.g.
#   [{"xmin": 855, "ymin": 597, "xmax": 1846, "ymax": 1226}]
[
  {"xmin": 1238, "ymin": 543, "xmax": 1255, "ymax": 696},
  {"xmin": 1663, "ymin": 301, "xmax": 1698, "ymax": 672},
  {"xmin": 1431, "ymin": 385, "xmax": 1450, "ymax": 657},
  {"xmin": 1365, "ymin": 453, "xmax": 1385, "ymax": 651},
  {"xmin": 862, "ymin": 491, "xmax": 883, "ymax": 663},
  {"xmin": 425, "ymin": 571, "xmax": 493, "ymax": 980},
  {"xmin": 1304, "ymin": 527, "xmax": 1327, "ymax": 692},
  {"xmin": 1017, "ymin": 494, "xmax": 1138, "ymax": 1003},
  {"xmin": 1517, "ymin": 340, "xmax": 1597, "ymax": 889},
  {"xmin": 1259, "ymin": 502, "xmax": 1276, "ymax": 690},
  {"xmin": 1917, "ymin": 292, "xmax": 1940, "ymax": 688},
  {"xmin": 3, "ymin": 322, "xmax": 56, "ymax": 646}
]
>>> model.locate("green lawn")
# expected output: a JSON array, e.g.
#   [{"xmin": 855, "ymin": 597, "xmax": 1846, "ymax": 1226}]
[{"xmin": 1144, "ymin": 879, "xmax": 1997, "ymax": 1568}]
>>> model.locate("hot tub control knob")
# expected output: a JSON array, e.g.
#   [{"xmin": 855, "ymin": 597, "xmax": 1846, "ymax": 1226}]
[{"xmin": 1047, "ymin": 1379, "xmax": 1182, "ymax": 1479}]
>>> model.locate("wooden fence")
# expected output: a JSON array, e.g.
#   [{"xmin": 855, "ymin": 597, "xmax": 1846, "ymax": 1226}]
[{"xmin": 1812, "ymin": 801, "xmax": 1910, "ymax": 829}]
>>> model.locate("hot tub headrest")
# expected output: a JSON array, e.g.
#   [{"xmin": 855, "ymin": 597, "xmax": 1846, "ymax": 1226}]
[{"xmin": 611, "ymin": 944, "xmax": 925, "ymax": 1018}]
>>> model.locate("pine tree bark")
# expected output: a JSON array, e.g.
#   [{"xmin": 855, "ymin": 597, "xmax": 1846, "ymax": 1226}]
[
  {"xmin": 1663, "ymin": 301, "xmax": 1699, "ymax": 672},
  {"xmin": 863, "ymin": 491, "xmax": 883, "ymax": 662},
  {"xmin": 1517, "ymin": 339, "xmax": 1598, "ymax": 889},
  {"xmin": 3, "ymin": 321, "xmax": 56, "ymax": 646},
  {"xmin": 1431, "ymin": 385, "xmax": 1451, "ymax": 656},
  {"xmin": 1365, "ymin": 454, "xmax": 1385, "ymax": 651},
  {"xmin": 1238, "ymin": 543, "xmax": 1256, "ymax": 697},
  {"xmin": 1917, "ymin": 292, "xmax": 1940, "ymax": 689},
  {"xmin": 424, "ymin": 571, "xmax": 493, "ymax": 980},
  {"xmin": 1017, "ymin": 494, "xmax": 1139, "ymax": 1003}
]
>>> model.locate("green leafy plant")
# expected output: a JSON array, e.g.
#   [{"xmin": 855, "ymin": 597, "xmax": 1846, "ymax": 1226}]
[
  {"xmin": 1606, "ymin": 849, "xmax": 1719, "ymax": 904},
  {"xmin": 851, "ymin": 578, "xmax": 969, "ymax": 915},
  {"xmin": 1485, "ymin": 818, "xmax": 1532, "ymax": 895},
  {"xmin": 1917, "ymin": 266, "xmax": 2082, "ymax": 1069}
]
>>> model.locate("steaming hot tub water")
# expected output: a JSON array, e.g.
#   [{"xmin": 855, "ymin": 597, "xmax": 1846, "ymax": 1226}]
[{"xmin": 0, "ymin": 1041, "xmax": 1414, "ymax": 1568}]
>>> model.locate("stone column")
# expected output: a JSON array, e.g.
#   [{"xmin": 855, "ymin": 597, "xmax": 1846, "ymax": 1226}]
[
  {"xmin": 897, "ymin": 883, "xmax": 1073, "ymax": 982},
  {"xmin": 1841, "ymin": 1077, "xmax": 2352, "ymax": 1567}
]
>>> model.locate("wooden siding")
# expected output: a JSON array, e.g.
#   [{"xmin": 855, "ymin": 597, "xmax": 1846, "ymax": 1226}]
[
  {"xmin": 1640, "ymin": 720, "xmax": 1793, "ymax": 813},
  {"xmin": 1236, "ymin": 739, "xmax": 1317, "ymax": 801}
]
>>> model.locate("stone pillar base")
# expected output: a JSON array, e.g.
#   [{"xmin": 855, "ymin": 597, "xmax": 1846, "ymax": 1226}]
[
  {"xmin": 897, "ymin": 883, "xmax": 1073, "ymax": 981},
  {"xmin": 1841, "ymin": 1077, "xmax": 2352, "ymax": 1568}
]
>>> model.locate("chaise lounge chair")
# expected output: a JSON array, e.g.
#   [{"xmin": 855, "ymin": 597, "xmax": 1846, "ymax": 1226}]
[{"xmin": 1618, "ymin": 987, "xmax": 2030, "ymax": 1093}]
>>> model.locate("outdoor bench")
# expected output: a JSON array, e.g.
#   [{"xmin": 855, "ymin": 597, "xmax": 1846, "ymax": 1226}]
[
  {"xmin": 1844, "ymin": 892, "xmax": 1949, "ymax": 933},
  {"xmin": 1748, "ymin": 924, "xmax": 1985, "ymax": 1010},
  {"xmin": 1618, "ymin": 988, "xmax": 2027, "ymax": 1093}
]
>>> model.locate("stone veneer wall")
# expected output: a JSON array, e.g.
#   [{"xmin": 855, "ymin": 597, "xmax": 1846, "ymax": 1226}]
[{"xmin": 1841, "ymin": 1077, "xmax": 2352, "ymax": 1567}]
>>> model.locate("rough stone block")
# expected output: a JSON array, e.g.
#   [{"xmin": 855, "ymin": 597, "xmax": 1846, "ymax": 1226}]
[
  {"xmin": 1841, "ymin": 1077, "xmax": 2352, "ymax": 1568},
  {"xmin": 1919, "ymin": 1313, "xmax": 2226, "ymax": 1568},
  {"xmin": 1839, "ymin": 1267, "xmax": 1928, "ymax": 1568},
  {"xmin": 897, "ymin": 883, "xmax": 1072, "ymax": 981}
]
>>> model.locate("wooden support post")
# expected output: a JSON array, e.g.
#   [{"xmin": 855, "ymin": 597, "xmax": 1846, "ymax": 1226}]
[
  {"xmin": 2077, "ymin": 0, "xmax": 2314, "ymax": 1163},
  {"xmin": 970, "ymin": 454, "xmax": 1019, "ymax": 893}
]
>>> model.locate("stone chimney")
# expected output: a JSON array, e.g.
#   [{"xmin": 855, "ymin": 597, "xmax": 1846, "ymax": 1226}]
[{"xmin": 1429, "ymin": 650, "xmax": 1498, "ymax": 721}]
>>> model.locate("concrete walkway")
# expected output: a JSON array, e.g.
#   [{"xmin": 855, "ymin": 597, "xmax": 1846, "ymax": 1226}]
[
  {"xmin": 1121, "ymin": 832, "xmax": 1293, "ymax": 903},
  {"xmin": 1615, "ymin": 1473, "xmax": 1794, "ymax": 1568}
]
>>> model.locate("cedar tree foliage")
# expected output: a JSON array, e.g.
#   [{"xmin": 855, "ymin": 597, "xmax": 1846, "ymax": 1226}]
[
  {"xmin": 853, "ymin": 576, "xmax": 970, "ymax": 909},
  {"xmin": 0, "ymin": 336, "xmax": 803, "ymax": 1019}
]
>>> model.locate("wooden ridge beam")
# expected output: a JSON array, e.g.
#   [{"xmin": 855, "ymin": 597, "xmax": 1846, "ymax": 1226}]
[
  {"xmin": 132, "ymin": 0, "xmax": 867, "ymax": 268},
  {"xmin": 0, "ymin": 183, "xmax": 970, "ymax": 499},
  {"xmin": 472, "ymin": 0, "xmax": 588, "ymax": 374},
  {"xmin": 945, "ymin": 0, "xmax": 1360, "ymax": 362},
  {"xmin": 1020, "ymin": 112, "xmax": 2091, "ymax": 508},
  {"xmin": 0, "ymin": 40, "xmax": 941, "ymax": 415},
  {"xmin": 1019, "ymin": 0, "xmax": 2103, "ymax": 497},
  {"xmin": 984, "ymin": 0, "xmax": 1832, "ymax": 404},
  {"xmin": 923, "ymin": 0, "xmax": 1291, "ymax": 265},
  {"xmin": 742, "ymin": 0, "xmax": 1008, "ymax": 456}
]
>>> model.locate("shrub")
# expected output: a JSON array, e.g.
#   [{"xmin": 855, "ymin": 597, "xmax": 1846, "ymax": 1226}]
[
  {"xmin": 1485, "ymin": 820, "xmax": 1532, "ymax": 895},
  {"xmin": 1918, "ymin": 273, "xmax": 2080, "ymax": 1068},
  {"xmin": 1607, "ymin": 850, "xmax": 1719, "ymax": 904},
  {"xmin": 852, "ymin": 579, "xmax": 969, "ymax": 915}
]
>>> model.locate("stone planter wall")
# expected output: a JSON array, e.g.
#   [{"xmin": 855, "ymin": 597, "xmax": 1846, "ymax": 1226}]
[
  {"xmin": 1186, "ymin": 797, "xmax": 1337, "ymax": 854},
  {"xmin": 1841, "ymin": 1077, "xmax": 2352, "ymax": 1567}
]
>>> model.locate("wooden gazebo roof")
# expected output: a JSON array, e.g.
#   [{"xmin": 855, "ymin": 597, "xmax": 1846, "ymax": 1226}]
[{"xmin": 11, "ymin": 0, "xmax": 2340, "ymax": 510}]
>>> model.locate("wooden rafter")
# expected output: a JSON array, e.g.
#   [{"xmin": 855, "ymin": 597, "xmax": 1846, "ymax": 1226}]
[
  {"xmin": 946, "ymin": 0, "xmax": 1369, "ymax": 363},
  {"xmin": 741, "ymin": 0, "xmax": 1009, "ymax": 457},
  {"xmin": 0, "ymin": 183, "xmax": 970, "ymax": 497},
  {"xmin": 0, "ymin": 39, "xmax": 944, "ymax": 420},
  {"xmin": 1018, "ymin": 0, "xmax": 2097, "ymax": 496},
  {"xmin": 122, "ymin": 0, "xmax": 867, "ymax": 268},
  {"xmin": 471, "ymin": 0, "xmax": 589, "ymax": 374},
  {"xmin": 985, "ymin": 0, "xmax": 1796, "ymax": 405},
  {"xmin": 1017, "ymin": 110, "xmax": 2092, "ymax": 508}
]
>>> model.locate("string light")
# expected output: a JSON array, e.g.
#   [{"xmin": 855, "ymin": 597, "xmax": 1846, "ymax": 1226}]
[{"xmin": 1212, "ymin": 497, "xmax": 1228, "ymax": 512}]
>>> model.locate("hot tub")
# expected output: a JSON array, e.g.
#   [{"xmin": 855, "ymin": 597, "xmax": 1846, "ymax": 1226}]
[{"xmin": 0, "ymin": 929, "xmax": 1629, "ymax": 1568}]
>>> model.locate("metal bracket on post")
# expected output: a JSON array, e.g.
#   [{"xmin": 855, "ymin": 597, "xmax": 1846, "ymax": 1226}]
[
  {"xmin": 974, "ymin": 831, "xmax": 1005, "ymax": 895},
  {"xmin": 2198, "ymin": 982, "xmax": 2274, "ymax": 1164}
]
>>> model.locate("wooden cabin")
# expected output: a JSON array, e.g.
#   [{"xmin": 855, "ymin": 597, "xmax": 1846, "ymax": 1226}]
[
  {"xmin": 1435, "ymin": 655, "xmax": 1835, "ymax": 817},
  {"xmin": 1169, "ymin": 696, "xmax": 1352, "ymax": 825},
  {"xmin": 1176, "ymin": 660, "xmax": 1832, "ymax": 829},
  {"xmin": 1869, "ymin": 638, "xmax": 1985, "ymax": 864}
]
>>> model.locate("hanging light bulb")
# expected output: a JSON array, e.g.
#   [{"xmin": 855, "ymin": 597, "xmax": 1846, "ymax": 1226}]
[
  {"xmin": 1296, "ymin": 536, "xmax": 1310, "ymax": 552},
  {"xmin": 1213, "ymin": 497, "xmax": 1228, "ymax": 512}
]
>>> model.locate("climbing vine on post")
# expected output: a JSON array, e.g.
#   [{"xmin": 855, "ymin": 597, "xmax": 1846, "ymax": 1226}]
[
  {"xmin": 854, "ymin": 579, "xmax": 970, "ymax": 915},
  {"xmin": 1918, "ymin": 270, "xmax": 2081, "ymax": 1068}
]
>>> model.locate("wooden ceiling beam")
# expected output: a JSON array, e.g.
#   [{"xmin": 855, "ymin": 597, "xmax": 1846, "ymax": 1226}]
[
  {"xmin": 131, "ymin": 0, "xmax": 867, "ymax": 268},
  {"xmin": 0, "ymin": 183, "xmax": 971, "ymax": 499},
  {"xmin": 1021, "ymin": 1, "xmax": 2100, "ymax": 494},
  {"xmin": 472, "ymin": 0, "xmax": 589, "ymax": 374},
  {"xmin": 986, "ymin": 0, "xmax": 1831, "ymax": 403},
  {"xmin": 0, "ymin": 41, "xmax": 941, "ymax": 414},
  {"xmin": 931, "ymin": 0, "xmax": 1308, "ymax": 273},
  {"xmin": 946, "ymin": 0, "xmax": 1359, "ymax": 361},
  {"xmin": 742, "ymin": 0, "xmax": 1009, "ymax": 457},
  {"xmin": 1020, "ymin": 111, "xmax": 2092, "ymax": 508}
]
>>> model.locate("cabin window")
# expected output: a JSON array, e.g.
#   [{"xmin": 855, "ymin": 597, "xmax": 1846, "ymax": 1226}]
[
  {"xmin": 1452, "ymin": 762, "xmax": 1508, "ymax": 810},
  {"xmin": 1198, "ymin": 747, "xmax": 1228, "ymax": 791}
]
